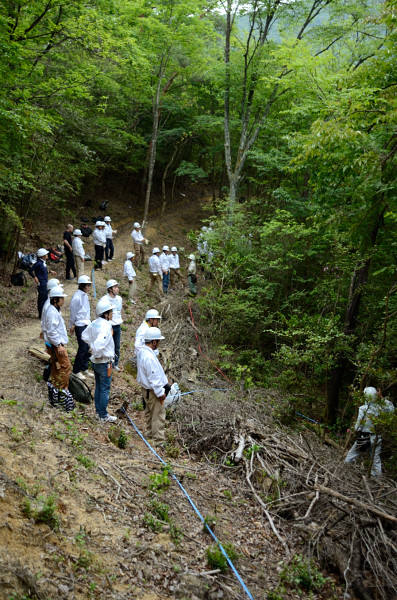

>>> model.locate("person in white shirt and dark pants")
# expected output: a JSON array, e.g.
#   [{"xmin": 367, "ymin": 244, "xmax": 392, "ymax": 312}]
[
  {"xmin": 104, "ymin": 216, "xmax": 117, "ymax": 262},
  {"xmin": 160, "ymin": 245, "xmax": 170, "ymax": 294},
  {"xmin": 93, "ymin": 221, "xmax": 106, "ymax": 270},
  {"xmin": 69, "ymin": 275, "xmax": 92, "ymax": 380}
]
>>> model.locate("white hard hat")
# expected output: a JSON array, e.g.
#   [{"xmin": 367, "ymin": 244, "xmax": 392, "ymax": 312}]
[
  {"xmin": 171, "ymin": 246, "xmax": 177, "ymax": 252},
  {"xmin": 37, "ymin": 248, "xmax": 48, "ymax": 258},
  {"xmin": 134, "ymin": 222, "xmax": 141, "ymax": 228},
  {"xmin": 100, "ymin": 221, "xmax": 106, "ymax": 226},
  {"xmin": 152, "ymin": 247, "xmax": 160, "ymax": 254},
  {"xmin": 106, "ymin": 279, "xmax": 119, "ymax": 290},
  {"xmin": 95, "ymin": 221, "xmax": 102, "ymax": 226},
  {"xmin": 104, "ymin": 216, "xmax": 111, "ymax": 222},
  {"xmin": 363, "ymin": 386, "xmax": 377, "ymax": 398},
  {"xmin": 145, "ymin": 308, "xmax": 162, "ymax": 320},
  {"xmin": 47, "ymin": 278, "xmax": 61, "ymax": 290},
  {"xmin": 188, "ymin": 254, "xmax": 195, "ymax": 260},
  {"xmin": 144, "ymin": 327, "xmax": 165, "ymax": 342},
  {"xmin": 162, "ymin": 245, "xmax": 169, "ymax": 251},
  {"xmin": 78, "ymin": 275, "xmax": 92, "ymax": 284},
  {"xmin": 49, "ymin": 285, "xmax": 67, "ymax": 298},
  {"xmin": 73, "ymin": 229, "xmax": 82, "ymax": 236},
  {"xmin": 126, "ymin": 252, "xmax": 135, "ymax": 259},
  {"xmin": 96, "ymin": 297, "xmax": 113, "ymax": 316}
]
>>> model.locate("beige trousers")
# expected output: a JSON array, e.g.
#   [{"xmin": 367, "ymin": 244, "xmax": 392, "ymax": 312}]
[
  {"xmin": 141, "ymin": 387, "xmax": 165, "ymax": 443},
  {"xmin": 128, "ymin": 279, "xmax": 137, "ymax": 300},
  {"xmin": 50, "ymin": 346, "xmax": 72, "ymax": 390},
  {"xmin": 74, "ymin": 255, "xmax": 84, "ymax": 279},
  {"xmin": 170, "ymin": 268, "xmax": 183, "ymax": 286},
  {"xmin": 147, "ymin": 272, "xmax": 163, "ymax": 296},
  {"xmin": 134, "ymin": 243, "xmax": 145, "ymax": 267}
]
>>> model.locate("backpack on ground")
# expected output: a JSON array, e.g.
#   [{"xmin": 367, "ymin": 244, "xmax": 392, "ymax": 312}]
[
  {"xmin": 48, "ymin": 247, "xmax": 63, "ymax": 263},
  {"xmin": 19, "ymin": 252, "xmax": 37, "ymax": 270},
  {"xmin": 81, "ymin": 225, "xmax": 92, "ymax": 238},
  {"xmin": 11, "ymin": 272, "xmax": 27, "ymax": 286},
  {"xmin": 68, "ymin": 373, "xmax": 92, "ymax": 404}
]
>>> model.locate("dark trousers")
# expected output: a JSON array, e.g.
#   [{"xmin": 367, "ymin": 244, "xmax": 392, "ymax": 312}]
[
  {"xmin": 38, "ymin": 284, "xmax": 48, "ymax": 318},
  {"xmin": 73, "ymin": 325, "xmax": 90, "ymax": 374},
  {"xmin": 65, "ymin": 249, "xmax": 76, "ymax": 279},
  {"xmin": 94, "ymin": 245, "xmax": 103, "ymax": 270},
  {"xmin": 105, "ymin": 239, "xmax": 114, "ymax": 261},
  {"xmin": 112, "ymin": 324, "xmax": 121, "ymax": 367}
]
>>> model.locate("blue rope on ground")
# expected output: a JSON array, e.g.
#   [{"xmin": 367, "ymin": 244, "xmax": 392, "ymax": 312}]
[
  {"xmin": 120, "ymin": 407, "xmax": 255, "ymax": 600},
  {"xmin": 91, "ymin": 268, "xmax": 96, "ymax": 298},
  {"xmin": 295, "ymin": 411, "xmax": 320, "ymax": 424}
]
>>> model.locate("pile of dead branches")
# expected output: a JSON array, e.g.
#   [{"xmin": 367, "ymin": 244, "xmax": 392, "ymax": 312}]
[{"xmin": 174, "ymin": 394, "xmax": 397, "ymax": 600}]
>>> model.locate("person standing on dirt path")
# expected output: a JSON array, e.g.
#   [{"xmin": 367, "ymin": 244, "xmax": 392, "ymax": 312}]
[
  {"xmin": 135, "ymin": 309, "xmax": 162, "ymax": 355},
  {"xmin": 41, "ymin": 279, "xmax": 63, "ymax": 341},
  {"xmin": 102, "ymin": 279, "xmax": 123, "ymax": 372},
  {"xmin": 345, "ymin": 386, "xmax": 394, "ymax": 477},
  {"xmin": 43, "ymin": 285, "xmax": 75, "ymax": 411},
  {"xmin": 147, "ymin": 247, "xmax": 164, "ymax": 299},
  {"xmin": 29, "ymin": 248, "xmax": 57, "ymax": 318},
  {"xmin": 82, "ymin": 297, "xmax": 117, "ymax": 423},
  {"xmin": 137, "ymin": 327, "xmax": 170, "ymax": 446},
  {"xmin": 131, "ymin": 222, "xmax": 148, "ymax": 268},
  {"xmin": 69, "ymin": 275, "xmax": 92, "ymax": 381},
  {"xmin": 187, "ymin": 254, "xmax": 197, "ymax": 296},
  {"xmin": 104, "ymin": 216, "xmax": 117, "ymax": 262},
  {"xmin": 160, "ymin": 245, "xmax": 170, "ymax": 294},
  {"xmin": 124, "ymin": 252, "xmax": 137, "ymax": 304},
  {"xmin": 72, "ymin": 229, "xmax": 85, "ymax": 279},
  {"xmin": 169, "ymin": 246, "xmax": 183, "ymax": 289},
  {"xmin": 93, "ymin": 221, "xmax": 106, "ymax": 270},
  {"xmin": 63, "ymin": 224, "xmax": 76, "ymax": 281}
]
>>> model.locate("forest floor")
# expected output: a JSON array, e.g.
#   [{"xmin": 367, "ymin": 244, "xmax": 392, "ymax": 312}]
[{"xmin": 0, "ymin": 195, "xmax": 395, "ymax": 600}]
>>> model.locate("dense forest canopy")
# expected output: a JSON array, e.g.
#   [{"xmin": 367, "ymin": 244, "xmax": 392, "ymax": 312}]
[{"xmin": 1, "ymin": 0, "xmax": 397, "ymax": 429}]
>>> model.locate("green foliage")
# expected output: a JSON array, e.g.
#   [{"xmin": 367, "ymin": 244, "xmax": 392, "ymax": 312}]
[
  {"xmin": 149, "ymin": 466, "xmax": 171, "ymax": 493},
  {"xmin": 143, "ymin": 512, "xmax": 163, "ymax": 533},
  {"xmin": 279, "ymin": 554, "xmax": 329, "ymax": 592},
  {"xmin": 203, "ymin": 514, "xmax": 217, "ymax": 533},
  {"xmin": 149, "ymin": 499, "xmax": 170, "ymax": 523},
  {"xmin": 76, "ymin": 454, "xmax": 95, "ymax": 469},
  {"xmin": 22, "ymin": 495, "xmax": 60, "ymax": 530},
  {"xmin": 206, "ymin": 542, "xmax": 238, "ymax": 573},
  {"xmin": 108, "ymin": 427, "xmax": 128, "ymax": 449}
]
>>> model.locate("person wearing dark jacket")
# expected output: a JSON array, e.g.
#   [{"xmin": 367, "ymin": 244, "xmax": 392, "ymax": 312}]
[
  {"xmin": 63, "ymin": 224, "xmax": 76, "ymax": 280},
  {"xmin": 29, "ymin": 248, "xmax": 57, "ymax": 318}
]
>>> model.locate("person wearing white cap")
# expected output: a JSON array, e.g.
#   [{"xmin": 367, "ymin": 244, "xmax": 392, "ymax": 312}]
[
  {"xmin": 43, "ymin": 286, "xmax": 75, "ymax": 411},
  {"xmin": 72, "ymin": 229, "xmax": 85, "ymax": 279},
  {"xmin": 169, "ymin": 246, "xmax": 182, "ymax": 289},
  {"xmin": 188, "ymin": 254, "xmax": 197, "ymax": 296},
  {"xmin": 63, "ymin": 224, "xmax": 76, "ymax": 280},
  {"xmin": 131, "ymin": 222, "xmax": 148, "ymax": 268},
  {"xmin": 104, "ymin": 216, "xmax": 117, "ymax": 262},
  {"xmin": 93, "ymin": 221, "xmax": 106, "ymax": 270},
  {"xmin": 345, "ymin": 386, "xmax": 394, "ymax": 476},
  {"xmin": 101, "ymin": 279, "xmax": 123, "ymax": 371},
  {"xmin": 82, "ymin": 297, "xmax": 117, "ymax": 423},
  {"xmin": 147, "ymin": 247, "xmax": 163, "ymax": 298},
  {"xmin": 69, "ymin": 275, "xmax": 93, "ymax": 380},
  {"xmin": 160, "ymin": 245, "xmax": 170, "ymax": 294},
  {"xmin": 28, "ymin": 248, "xmax": 57, "ymax": 318},
  {"xmin": 124, "ymin": 252, "xmax": 137, "ymax": 303},
  {"xmin": 137, "ymin": 327, "xmax": 170, "ymax": 445}
]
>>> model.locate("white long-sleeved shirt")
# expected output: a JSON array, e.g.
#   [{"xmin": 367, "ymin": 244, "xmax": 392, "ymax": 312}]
[
  {"xmin": 81, "ymin": 318, "xmax": 114, "ymax": 363},
  {"xmin": 169, "ymin": 253, "xmax": 180, "ymax": 269},
  {"xmin": 135, "ymin": 321, "xmax": 149, "ymax": 354},
  {"xmin": 124, "ymin": 259, "xmax": 136, "ymax": 281},
  {"xmin": 105, "ymin": 293, "xmax": 123, "ymax": 326},
  {"xmin": 354, "ymin": 399, "xmax": 394, "ymax": 433},
  {"xmin": 105, "ymin": 224, "xmax": 113, "ymax": 239},
  {"xmin": 93, "ymin": 228, "xmax": 106, "ymax": 245},
  {"xmin": 160, "ymin": 252, "xmax": 170, "ymax": 272},
  {"xmin": 72, "ymin": 237, "xmax": 85, "ymax": 259},
  {"xmin": 43, "ymin": 304, "xmax": 68, "ymax": 346},
  {"xmin": 148, "ymin": 255, "xmax": 162, "ymax": 276},
  {"xmin": 137, "ymin": 345, "xmax": 168, "ymax": 397},
  {"xmin": 41, "ymin": 298, "xmax": 51, "ymax": 334},
  {"xmin": 131, "ymin": 229, "xmax": 144, "ymax": 244},
  {"xmin": 188, "ymin": 260, "xmax": 196, "ymax": 275},
  {"xmin": 69, "ymin": 289, "xmax": 91, "ymax": 328}
]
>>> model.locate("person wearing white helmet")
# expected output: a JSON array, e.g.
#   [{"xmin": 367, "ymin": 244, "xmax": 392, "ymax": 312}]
[
  {"xmin": 147, "ymin": 247, "xmax": 164, "ymax": 298},
  {"xmin": 131, "ymin": 222, "xmax": 148, "ymax": 268},
  {"xmin": 169, "ymin": 246, "xmax": 182, "ymax": 289},
  {"xmin": 160, "ymin": 245, "xmax": 170, "ymax": 294},
  {"xmin": 43, "ymin": 286, "xmax": 75, "ymax": 412},
  {"xmin": 82, "ymin": 297, "xmax": 117, "ymax": 423},
  {"xmin": 187, "ymin": 254, "xmax": 197, "ymax": 296},
  {"xmin": 72, "ymin": 229, "xmax": 85, "ymax": 279},
  {"xmin": 345, "ymin": 386, "xmax": 395, "ymax": 476},
  {"xmin": 137, "ymin": 327, "xmax": 170, "ymax": 445},
  {"xmin": 69, "ymin": 275, "xmax": 93, "ymax": 380},
  {"xmin": 93, "ymin": 221, "xmax": 106, "ymax": 270},
  {"xmin": 124, "ymin": 252, "xmax": 137, "ymax": 304},
  {"xmin": 40, "ymin": 279, "xmax": 64, "ymax": 339},
  {"xmin": 135, "ymin": 308, "xmax": 162, "ymax": 354},
  {"xmin": 101, "ymin": 279, "xmax": 123, "ymax": 371},
  {"xmin": 63, "ymin": 224, "xmax": 76, "ymax": 280},
  {"xmin": 28, "ymin": 248, "xmax": 57, "ymax": 318},
  {"xmin": 104, "ymin": 216, "xmax": 117, "ymax": 262}
]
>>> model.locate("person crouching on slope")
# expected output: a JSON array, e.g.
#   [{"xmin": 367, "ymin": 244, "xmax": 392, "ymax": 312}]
[
  {"xmin": 137, "ymin": 327, "xmax": 170, "ymax": 446},
  {"xmin": 42, "ymin": 285, "xmax": 75, "ymax": 411},
  {"xmin": 82, "ymin": 297, "xmax": 117, "ymax": 423}
]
